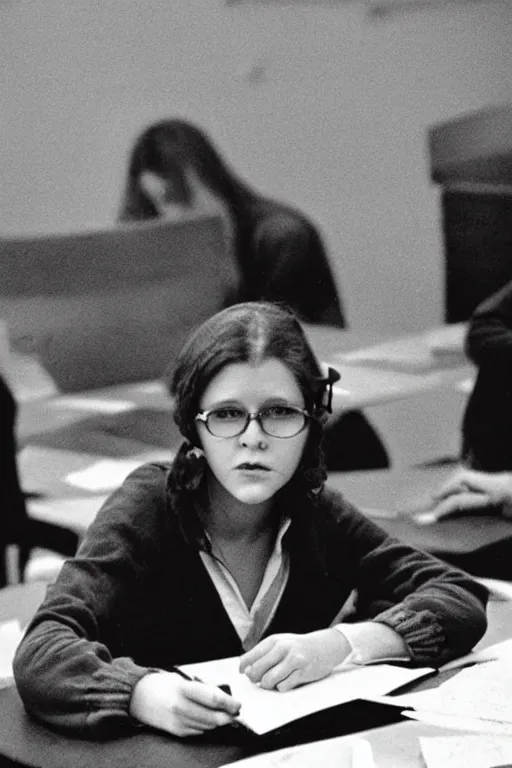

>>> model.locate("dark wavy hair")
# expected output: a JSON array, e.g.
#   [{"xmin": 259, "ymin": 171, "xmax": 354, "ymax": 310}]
[
  {"xmin": 165, "ymin": 301, "xmax": 335, "ymax": 547},
  {"xmin": 118, "ymin": 119, "xmax": 257, "ymax": 222}
]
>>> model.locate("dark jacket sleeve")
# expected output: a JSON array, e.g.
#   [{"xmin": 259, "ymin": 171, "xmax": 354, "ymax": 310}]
[
  {"xmin": 13, "ymin": 463, "xmax": 169, "ymax": 738},
  {"xmin": 462, "ymin": 280, "xmax": 512, "ymax": 469},
  {"xmin": 465, "ymin": 279, "xmax": 512, "ymax": 365},
  {"xmin": 323, "ymin": 489, "xmax": 488, "ymax": 665}
]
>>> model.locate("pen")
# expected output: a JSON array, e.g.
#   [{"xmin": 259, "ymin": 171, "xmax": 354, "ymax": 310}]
[{"xmin": 171, "ymin": 666, "xmax": 232, "ymax": 695}]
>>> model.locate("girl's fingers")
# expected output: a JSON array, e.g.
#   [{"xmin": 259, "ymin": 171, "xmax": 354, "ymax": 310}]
[
  {"xmin": 258, "ymin": 659, "xmax": 298, "ymax": 690},
  {"xmin": 241, "ymin": 641, "xmax": 286, "ymax": 682},
  {"xmin": 240, "ymin": 636, "xmax": 276, "ymax": 671},
  {"xmin": 185, "ymin": 681, "xmax": 241, "ymax": 715},
  {"xmin": 275, "ymin": 669, "xmax": 303, "ymax": 692}
]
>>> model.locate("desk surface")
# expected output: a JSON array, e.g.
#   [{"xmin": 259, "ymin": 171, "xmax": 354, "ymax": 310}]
[{"xmin": 0, "ymin": 597, "xmax": 508, "ymax": 768}]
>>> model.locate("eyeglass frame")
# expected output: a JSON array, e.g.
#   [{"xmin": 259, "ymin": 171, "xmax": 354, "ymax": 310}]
[{"xmin": 195, "ymin": 404, "xmax": 312, "ymax": 439}]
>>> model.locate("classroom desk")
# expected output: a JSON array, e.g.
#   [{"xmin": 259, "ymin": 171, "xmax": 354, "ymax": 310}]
[
  {"xmin": 329, "ymin": 465, "xmax": 512, "ymax": 578},
  {"xmin": 0, "ymin": 592, "xmax": 508, "ymax": 768}
]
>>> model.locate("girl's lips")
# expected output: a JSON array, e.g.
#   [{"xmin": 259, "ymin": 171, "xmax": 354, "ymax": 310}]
[{"xmin": 236, "ymin": 463, "xmax": 270, "ymax": 471}]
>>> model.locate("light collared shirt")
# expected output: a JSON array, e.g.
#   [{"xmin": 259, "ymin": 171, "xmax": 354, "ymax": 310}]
[
  {"xmin": 200, "ymin": 517, "xmax": 291, "ymax": 651},
  {"xmin": 201, "ymin": 518, "xmax": 408, "ymax": 664}
]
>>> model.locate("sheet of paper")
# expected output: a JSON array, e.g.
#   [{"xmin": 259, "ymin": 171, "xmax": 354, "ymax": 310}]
[
  {"xmin": 48, "ymin": 396, "xmax": 137, "ymax": 414},
  {"xmin": 27, "ymin": 495, "xmax": 107, "ymax": 532},
  {"xmin": 219, "ymin": 735, "xmax": 375, "ymax": 768},
  {"xmin": 179, "ymin": 656, "xmax": 433, "ymax": 735},
  {"xmin": 420, "ymin": 734, "xmax": 512, "ymax": 768},
  {"xmin": 421, "ymin": 659, "xmax": 512, "ymax": 723},
  {"xmin": 0, "ymin": 620, "xmax": 24, "ymax": 689},
  {"xmin": 65, "ymin": 452, "xmax": 172, "ymax": 492},
  {"xmin": 383, "ymin": 657, "xmax": 512, "ymax": 734},
  {"xmin": 405, "ymin": 710, "xmax": 512, "ymax": 736}
]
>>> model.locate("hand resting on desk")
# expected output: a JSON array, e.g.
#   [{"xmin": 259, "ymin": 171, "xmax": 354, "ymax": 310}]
[
  {"xmin": 415, "ymin": 468, "xmax": 512, "ymax": 525},
  {"xmin": 239, "ymin": 623, "xmax": 408, "ymax": 692}
]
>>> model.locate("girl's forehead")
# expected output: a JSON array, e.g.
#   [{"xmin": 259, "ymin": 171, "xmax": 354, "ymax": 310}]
[{"xmin": 201, "ymin": 359, "xmax": 303, "ymax": 405}]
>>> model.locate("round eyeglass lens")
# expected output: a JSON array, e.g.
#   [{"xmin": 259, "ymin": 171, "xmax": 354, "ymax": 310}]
[
  {"xmin": 260, "ymin": 407, "xmax": 307, "ymax": 437},
  {"xmin": 206, "ymin": 409, "xmax": 247, "ymax": 437}
]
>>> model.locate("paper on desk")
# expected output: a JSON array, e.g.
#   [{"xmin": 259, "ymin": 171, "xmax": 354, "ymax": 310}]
[
  {"xmin": 220, "ymin": 735, "xmax": 375, "ymax": 768},
  {"xmin": 48, "ymin": 396, "xmax": 137, "ymax": 415},
  {"xmin": 0, "ymin": 620, "xmax": 24, "ymax": 689},
  {"xmin": 381, "ymin": 657, "xmax": 512, "ymax": 736},
  {"xmin": 27, "ymin": 495, "xmax": 107, "ymax": 531},
  {"xmin": 405, "ymin": 710, "xmax": 512, "ymax": 736},
  {"xmin": 420, "ymin": 735, "xmax": 512, "ymax": 768},
  {"xmin": 179, "ymin": 656, "xmax": 433, "ymax": 735},
  {"xmin": 65, "ymin": 452, "xmax": 172, "ymax": 492}
]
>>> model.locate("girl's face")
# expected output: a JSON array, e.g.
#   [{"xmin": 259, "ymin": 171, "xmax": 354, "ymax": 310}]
[{"xmin": 196, "ymin": 358, "xmax": 309, "ymax": 508}]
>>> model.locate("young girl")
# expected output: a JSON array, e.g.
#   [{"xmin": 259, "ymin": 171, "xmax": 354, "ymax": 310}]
[{"xmin": 14, "ymin": 302, "xmax": 487, "ymax": 740}]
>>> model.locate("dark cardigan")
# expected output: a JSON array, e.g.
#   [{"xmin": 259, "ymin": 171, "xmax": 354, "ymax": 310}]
[
  {"xmin": 462, "ymin": 279, "xmax": 512, "ymax": 470},
  {"xmin": 13, "ymin": 463, "xmax": 487, "ymax": 739}
]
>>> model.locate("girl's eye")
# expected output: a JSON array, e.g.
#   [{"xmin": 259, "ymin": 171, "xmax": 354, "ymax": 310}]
[
  {"xmin": 211, "ymin": 408, "xmax": 246, "ymax": 421},
  {"xmin": 264, "ymin": 405, "xmax": 298, "ymax": 419}
]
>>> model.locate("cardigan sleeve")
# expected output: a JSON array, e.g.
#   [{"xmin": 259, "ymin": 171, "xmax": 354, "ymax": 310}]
[
  {"xmin": 323, "ymin": 490, "xmax": 488, "ymax": 666},
  {"xmin": 465, "ymin": 279, "xmax": 512, "ymax": 366},
  {"xmin": 13, "ymin": 463, "xmax": 170, "ymax": 739}
]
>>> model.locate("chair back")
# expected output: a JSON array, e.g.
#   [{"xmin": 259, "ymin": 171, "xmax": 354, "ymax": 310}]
[{"xmin": 0, "ymin": 215, "xmax": 233, "ymax": 392}]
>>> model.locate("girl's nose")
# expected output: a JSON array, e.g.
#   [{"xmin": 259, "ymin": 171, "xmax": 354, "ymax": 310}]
[{"xmin": 239, "ymin": 417, "xmax": 268, "ymax": 449}]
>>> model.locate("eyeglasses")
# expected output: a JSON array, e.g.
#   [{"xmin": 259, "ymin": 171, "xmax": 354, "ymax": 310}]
[{"xmin": 195, "ymin": 404, "xmax": 311, "ymax": 439}]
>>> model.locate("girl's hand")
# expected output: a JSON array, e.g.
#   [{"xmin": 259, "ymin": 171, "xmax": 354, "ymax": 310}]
[
  {"xmin": 129, "ymin": 671, "xmax": 241, "ymax": 737},
  {"xmin": 239, "ymin": 630, "xmax": 351, "ymax": 692}
]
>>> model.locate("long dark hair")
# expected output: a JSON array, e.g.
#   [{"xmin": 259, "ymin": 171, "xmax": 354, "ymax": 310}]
[
  {"xmin": 118, "ymin": 119, "xmax": 257, "ymax": 222},
  {"xmin": 165, "ymin": 302, "xmax": 335, "ymax": 546}
]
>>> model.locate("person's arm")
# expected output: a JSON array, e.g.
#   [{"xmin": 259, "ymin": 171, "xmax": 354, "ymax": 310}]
[
  {"xmin": 13, "ymin": 463, "xmax": 239, "ymax": 738},
  {"xmin": 240, "ymin": 494, "xmax": 487, "ymax": 690},
  {"xmin": 338, "ymin": 501, "xmax": 488, "ymax": 666},
  {"xmin": 465, "ymin": 280, "xmax": 512, "ymax": 365}
]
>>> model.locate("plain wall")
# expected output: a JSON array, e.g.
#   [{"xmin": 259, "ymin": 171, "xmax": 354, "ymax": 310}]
[{"xmin": 2, "ymin": 0, "xmax": 512, "ymax": 332}]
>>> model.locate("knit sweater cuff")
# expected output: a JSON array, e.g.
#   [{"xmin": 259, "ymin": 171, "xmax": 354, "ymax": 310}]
[
  {"xmin": 87, "ymin": 657, "xmax": 157, "ymax": 734},
  {"xmin": 373, "ymin": 606, "xmax": 445, "ymax": 665}
]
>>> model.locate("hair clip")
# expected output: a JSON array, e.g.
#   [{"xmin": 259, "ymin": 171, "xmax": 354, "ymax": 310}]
[{"xmin": 317, "ymin": 364, "xmax": 341, "ymax": 413}]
